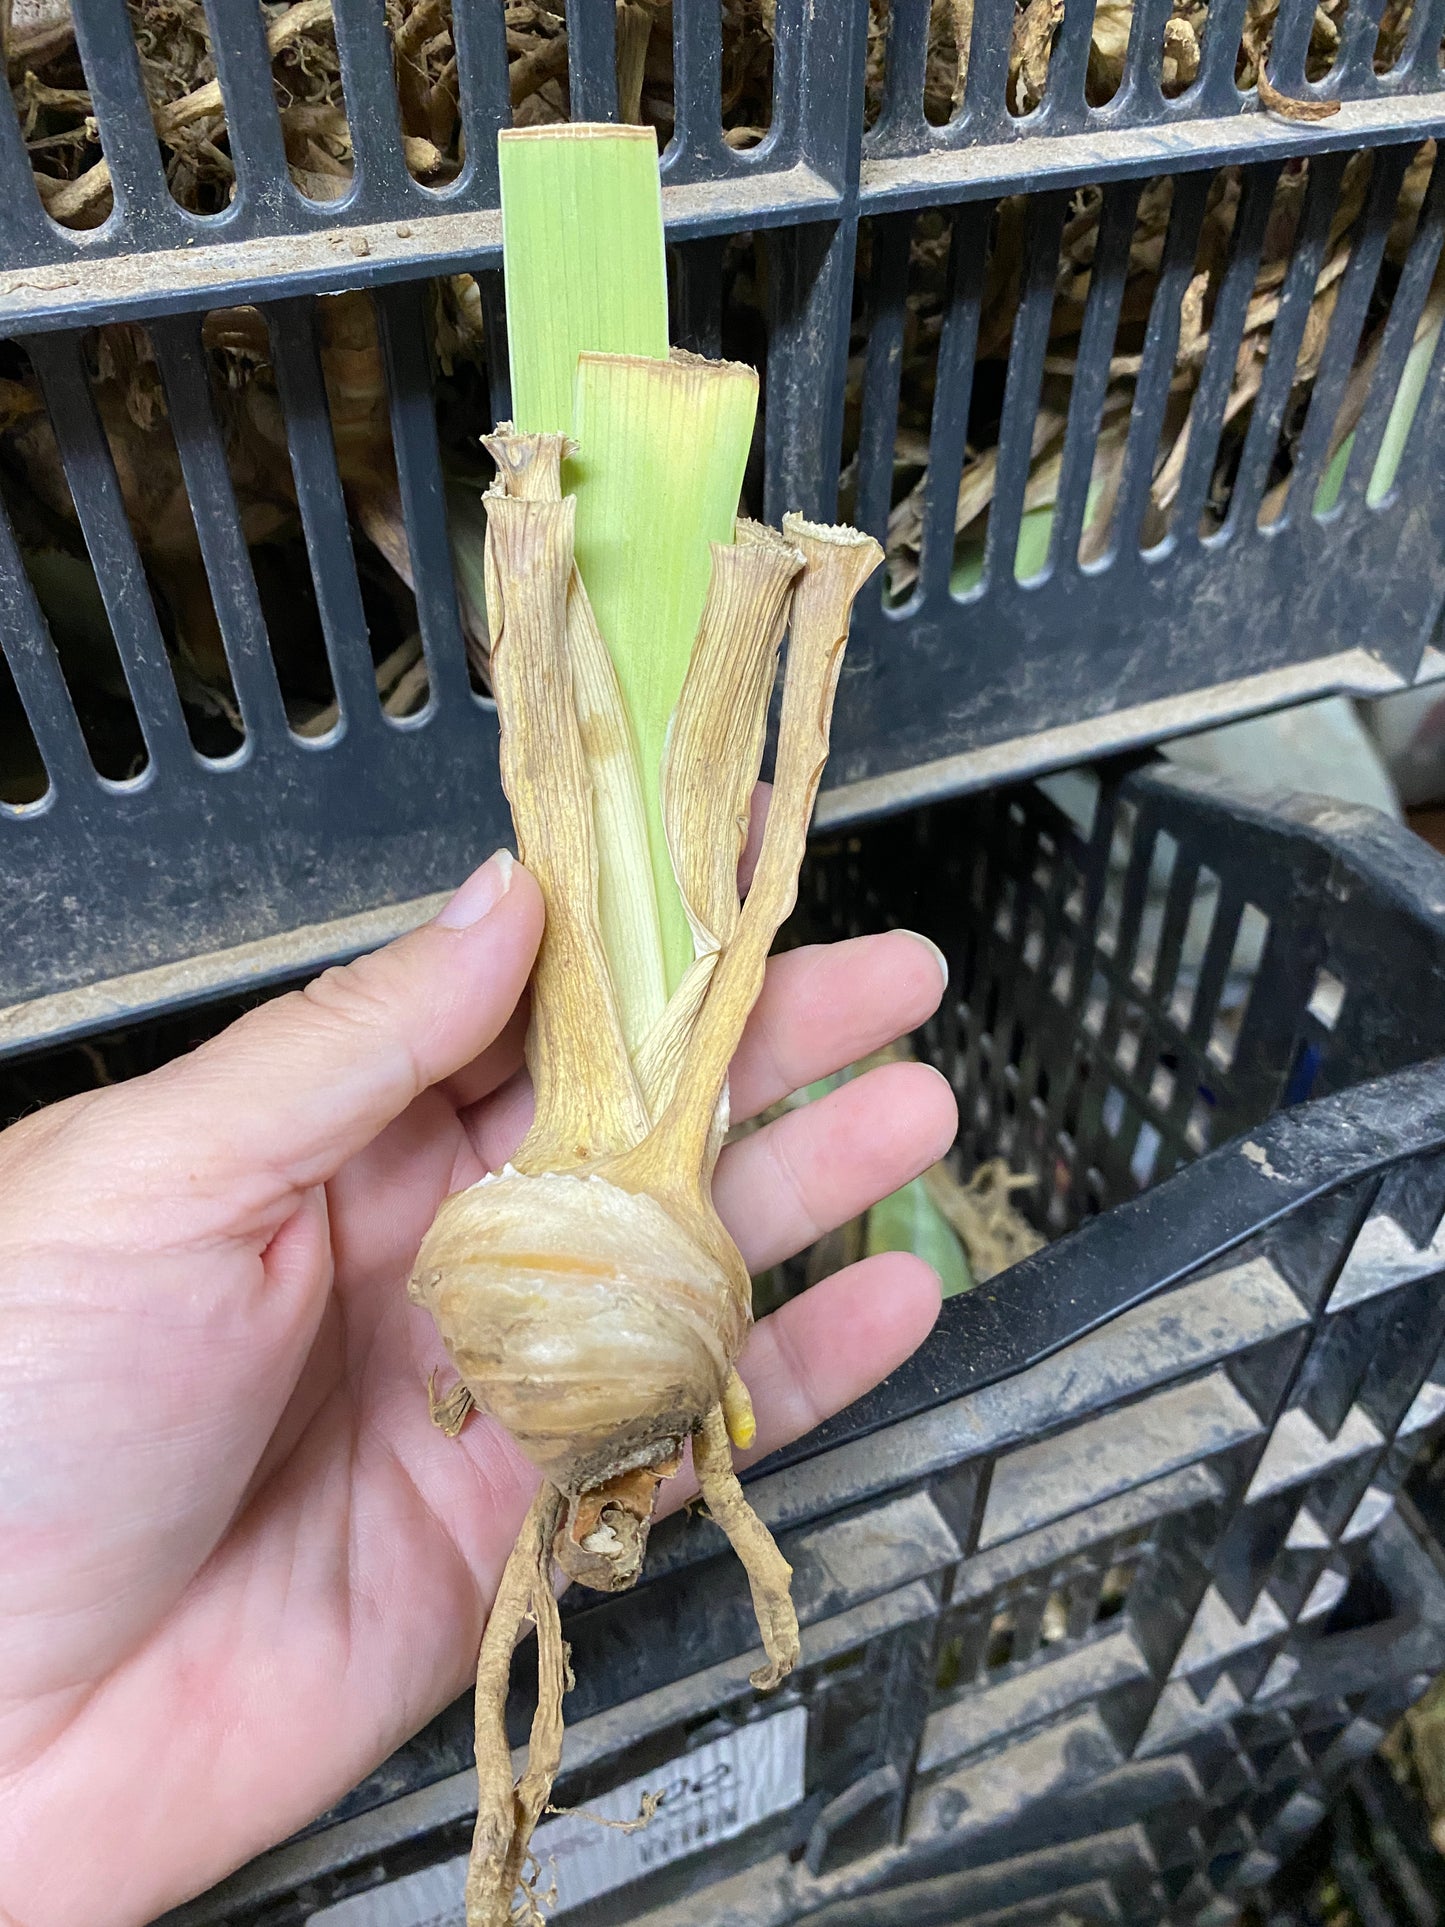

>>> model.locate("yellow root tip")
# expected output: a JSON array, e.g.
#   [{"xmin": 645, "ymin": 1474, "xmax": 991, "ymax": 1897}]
[{"xmin": 722, "ymin": 1368, "xmax": 757, "ymax": 1450}]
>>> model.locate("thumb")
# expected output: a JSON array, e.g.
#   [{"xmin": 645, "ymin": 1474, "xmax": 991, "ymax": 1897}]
[{"xmin": 109, "ymin": 850, "xmax": 543, "ymax": 1203}]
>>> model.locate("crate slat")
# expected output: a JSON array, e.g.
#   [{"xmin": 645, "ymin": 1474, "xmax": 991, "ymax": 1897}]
[
  {"xmin": 1221, "ymin": 152, "xmax": 1348, "ymax": 538},
  {"xmin": 1286, "ymin": 143, "xmax": 1414, "ymax": 520},
  {"xmin": 1336, "ymin": 145, "xmax": 1445, "ymax": 513},
  {"xmin": 853, "ymin": 215, "xmax": 913, "ymax": 554},
  {"xmin": 1170, "ymin": 162, "xmax": 1283, "ymax": 540},
  {"xmin": 149, "ymin": 312, "xmax": 292, "ymax": 747},
  {"xmin": 450, "ymin": 0, "xmax": 511, "ymax": 205},
  {"xmin": 194, "ymin": 0, "xmax": 296, "ymax": 225},
  {"xmin": 919, "ymin": 201, "xmax": 991, "ymax": 604},
  {"xmin": 265, "ymin": 298, "xmax": 386, "ymax": 732},
  {"xmin": 672, "ymin": 235, "xmax": 725, "ymax": 359},
  {"xmin": 372, "ymin": 279, "xmax": 471, "ymax": 712},
  {"xmin": 328, "ymin": 0, "xmax": 416, "ymax": 216},
  {"xmin": 1052, "ymin": 179, "xmax": 1145, "ymax": 571},
  {"xmin": 26, "ymin": 330, "xmax": 194, "ymax": 773},
  {"xmin": 869, "ymin": 0, "xmax": 934, "ymax": 152},
  {"xmin": 564, "ymin": 0, "xmax": 619, "ymax": 123},
  {"xmin": 668, "ymin": 0, "xmax": 725, "ymax": 174},
  {"xmin": 1109, "ymin": 170, "xmax": 1213, "ymax": 556},
  {"xmin": 0, "ymin": 498, "xmax": 96, "ymax": 797},
  {"xmin": 984, "ymin": 190, "xmax": 1070, "ymax": 588}
]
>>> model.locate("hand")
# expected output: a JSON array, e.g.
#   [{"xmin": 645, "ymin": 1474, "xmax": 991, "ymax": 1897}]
[{"xmin": 0, "ymin": 848, "xmax": 956, "ymax": 1927}]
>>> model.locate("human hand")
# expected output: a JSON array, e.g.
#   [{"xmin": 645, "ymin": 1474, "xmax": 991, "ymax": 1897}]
[{"xmin": 0, "ymin": 848, "xmax": 956, "ymax": 1927}]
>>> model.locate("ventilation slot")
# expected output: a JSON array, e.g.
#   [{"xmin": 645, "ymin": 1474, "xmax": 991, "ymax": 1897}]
[{"xmin": 12, "ymin": 2, "xmax": 117, "ymax": 230}]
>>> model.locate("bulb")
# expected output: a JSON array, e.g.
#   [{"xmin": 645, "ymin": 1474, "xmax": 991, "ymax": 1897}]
[{"xmin": 408, "ymin": 1169, "xmax": 742, "ymax": 1493}]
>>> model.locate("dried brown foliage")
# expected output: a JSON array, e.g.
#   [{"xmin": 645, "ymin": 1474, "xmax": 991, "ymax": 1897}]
[
  {"xmin": 852, "ymin": 145, "xmax": 1441, "ymax": 598},
  {"xmin": 0, "ymin": 3, "xmax": 1436, "ymax": 754}
]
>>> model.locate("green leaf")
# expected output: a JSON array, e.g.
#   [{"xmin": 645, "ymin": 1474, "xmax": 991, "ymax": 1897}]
[
  {"xmin": 498, "ymin": 127, "xmax": 757, "ymax": 1001},
  {"xmin": 1313, "ymin": 434, "xmax": 1353, "ymax": 517},
  {"xmin": 948, "ymin": 473, "xmax": 1107, "ymax": 597},
  {"xmin": 499, "ymin": 125, "xmax": 669, "ymax": 438},
  {"xmin": 1315, "ymin": 312, "xmax": 1442, "ymax": 516},
  {"xmin": 1013, "ymin": 502, "xmax": 1057, "ymax": 584},
  {"xmin": 866, "ymin": 1175, "xmax": 975, "ymax": 1297},
  {"xmin": 571, "ymin": 352, "xmax": 758, "ymax": 992},
  {"xmin": 1367, "ymin": 312, "xmax": 1442, "ymax": 507}
]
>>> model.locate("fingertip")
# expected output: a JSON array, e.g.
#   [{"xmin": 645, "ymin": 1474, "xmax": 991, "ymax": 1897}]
[
  {"xmin": 408, "ymin": 856, "xmax": 544, "ymax": 1031},
  {"xmin": 730, "ymin": 927, "xmax": 955, "ymax": 1124},
  {"xmin": 735, "ymin": 1251, "xmax": 945, "ymax": 1466},
  {"xmin": 441, "ymin": 851, "xmax": 542, "ymax": 923},
  {"xmin": 856, "ymin": 1057, "xmax": 959, "ymax": 1168},
  {"xmin": 914, "ymin": 1060, "xmax": 960, "ymax": 1158},
  {"xmin": 826, "ymin": 1250, "xmax": 945, "ymax": 1361},
  {"xmin": 879, "ymin": 927, "xmax": 949, "ymax": 1021}
]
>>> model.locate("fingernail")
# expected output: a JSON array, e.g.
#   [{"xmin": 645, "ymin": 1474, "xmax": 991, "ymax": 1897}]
[
  {"xmin": 898, "ymin": 928, "xmax": 950, "ymax": 996},
  {"xmin": 436, "ymin": 850, "xmax": 515, "ymax": 929}
]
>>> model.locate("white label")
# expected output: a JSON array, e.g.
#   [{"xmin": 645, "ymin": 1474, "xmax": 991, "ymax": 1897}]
[{"xmin": 308, "ymin": 1705, "xmax": 808, "ymax": 1926}]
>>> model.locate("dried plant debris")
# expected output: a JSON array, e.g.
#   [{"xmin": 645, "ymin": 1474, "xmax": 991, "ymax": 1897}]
[
  {"xmin": 14, "ymin": 0, "xmax": 497, "ymax": 220},
  {"xmin": 6, "ymin": 0, "xmax": 704, "ymax": 222},
  {"xmin": 1379, "ymin": 1644, "xmax": 1445, "ymax": 1868},
  {"xmin": 0, "ymin": 281, "xmax": 493, "ymax": 779},
  {"xmin": 852, "ymin": 145, "xmax": 1443, "ymax": 599},
  {"xmin": 1, "ymin": 7, "xmax": 1436, "ymax": 784},
  {"xmin": 745, "ymin": 1041, "xmax": 1045, "ymax": 1314},
  {"xmin": 860, "ymin": 0, "xmax": 1399, "ymax": 126},
  {"xmin": 4, "ymin": 0, "xmax": 1410, "ymax": 227}
]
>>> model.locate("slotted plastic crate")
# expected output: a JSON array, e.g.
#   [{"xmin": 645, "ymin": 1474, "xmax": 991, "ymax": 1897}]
[
  {"xmin": 6, "ymin": 0, "xmax": 1445, "ymax": 1048},
  {"xmin": 149, "ymin": 762, "xmax": 1445, "ymax": 1927}
]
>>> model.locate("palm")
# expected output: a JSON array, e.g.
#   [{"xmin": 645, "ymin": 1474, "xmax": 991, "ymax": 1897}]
[{"xmin": 0, "ymin": 887, "xmax": 953, "ymax": 1927}]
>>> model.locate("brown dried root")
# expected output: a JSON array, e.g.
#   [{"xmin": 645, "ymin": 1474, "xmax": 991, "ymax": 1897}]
[
  {"xmin": 1256, "ymin": 67, "xmax": 1341, "ymax": 120},
  {"xmin": 924, "ymin": 1157, "xmax": 1046, "ymax": 1281},
  {"xmin": 427, "ymin": 1369, "xmax": 476, "ymax": 1437},
  {"xmin": 468, "ymin": 1483, "xmax": 570, "ymax": 1927},
  {"xmin": 692, "ymin": 1403, "xmax": 799, "ymax": 1690}
]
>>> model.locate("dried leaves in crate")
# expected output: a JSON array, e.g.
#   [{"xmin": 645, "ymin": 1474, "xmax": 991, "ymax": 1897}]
[
  {"xmin": 746, "ymin": 1042, "xmax": 1046, "ymax": 1315},
  {"xmin": 0, "ymin": 284, "xmax": 491, "ymax": 759},
  {"xmin": 861, "ymin": 146, "xmax": 1444, "ymax": 600},
  {"xmin": 7, "ymin": 0, "xmax": 702, "ymax": 223},
  {"xmin": 8, "ymin": 0, "xmax": 1417, "ymax": 223}
]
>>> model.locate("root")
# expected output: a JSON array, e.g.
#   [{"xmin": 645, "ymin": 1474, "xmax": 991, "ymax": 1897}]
[
  {"xmin": 427, "ymin": 1369, "xmax": 476, "ymax": 1437},
  {"xmin": 553, "ymin": 1455, "xmax": 679, "ymax": 1592},
  {"xmin": 693, "ymin": 1403, "xmax": 800, "ymax": 1690},
  {"xmin": 466, "ymin": 1483, "xmax": 571, "ymax": 1927},
  {"xmin": 544, "ymin": 1789, "xmax": 664, "ymax": 1832},
  {"xmin": 721, "ymin": 1367, "xmax": 757, "ymax": 1449}
]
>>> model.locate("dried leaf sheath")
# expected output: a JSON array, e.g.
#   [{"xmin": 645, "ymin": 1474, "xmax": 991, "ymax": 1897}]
[
  {"xmin": 599, "ymin": 520, "xmax": 884, "ymax": 1248},
  {"xmin": 483, "ymin": 428, "xmax": 667, "ymax": 1058},
  {"xmin": 481, "ymin": 485, "xmax": 648, "ymax": 1170},
  {"xmin": 635, "ymin": 525, "xmax": 804, "ymax": 1115},
  {"xmin": 567, "ymin": 581, "xmax": 668, "ymax": 1059},
  {"xmin": 664, "ymin": 524, "xmax": 803, "ymax": 958}
]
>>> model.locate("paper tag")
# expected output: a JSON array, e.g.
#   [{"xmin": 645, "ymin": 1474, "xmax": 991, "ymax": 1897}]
[{"xmin": 308, "ymin": 1704, "xmax": 808, "ymax": 1925}]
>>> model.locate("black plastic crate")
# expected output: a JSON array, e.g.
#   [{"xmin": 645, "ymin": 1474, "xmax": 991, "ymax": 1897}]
[
  {"xmin": 6, "ymin": 0, "xmax": 1445, "ymax": 1051},
  {"xmin": 151, "ymin": 763, "xmax": 1445, "ymax": 1927}
]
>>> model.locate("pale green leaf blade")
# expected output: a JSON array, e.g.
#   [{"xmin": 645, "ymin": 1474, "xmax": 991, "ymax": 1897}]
[
  {"xmin": 499, "ymin": 125, "xmax": 669, "ymax": 437},
  {"xmin": 866, "ymin": 1176, "xmax": 975, "ymax": 1298},
  {"xmin": 572, "ymin": 352, "xmax": 759, "ymax": 991},
  {"xmin": 1367, "ymin": 311, "xmax": 1443, "ymax": 507}
]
